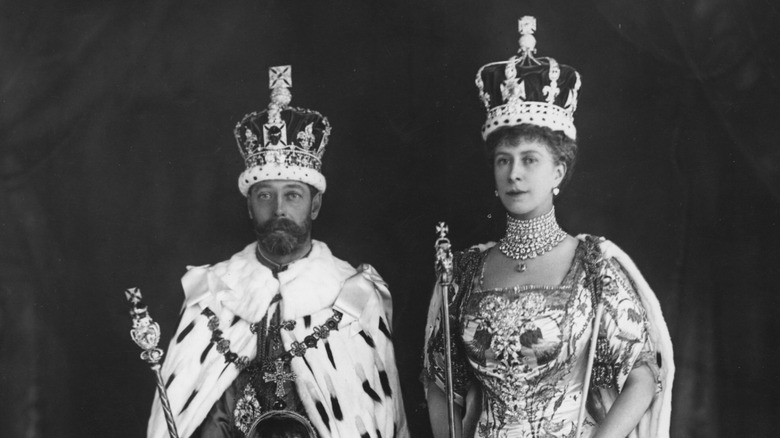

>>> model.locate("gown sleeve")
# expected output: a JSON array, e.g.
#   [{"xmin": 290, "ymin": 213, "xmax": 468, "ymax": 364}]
[
  {"xmin": 421, "ymin": 249, "xmax": 482, "ymax": 407},
  {"xmin": 593, "ymin": 258, "xmax": 662, "ymax": 393}
]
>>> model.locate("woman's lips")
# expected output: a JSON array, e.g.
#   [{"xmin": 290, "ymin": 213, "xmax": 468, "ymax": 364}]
[{"xmin": 506, "ymin": 190, "xmax": 528, "ymax": 196}]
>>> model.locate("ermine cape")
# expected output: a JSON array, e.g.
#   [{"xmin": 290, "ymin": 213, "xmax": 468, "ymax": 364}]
[{"xmin": 149, "ymin": 241, "xmax": 408, "ymax": 438}]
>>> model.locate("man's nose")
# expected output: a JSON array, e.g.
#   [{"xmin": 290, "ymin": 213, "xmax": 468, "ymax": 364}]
[{"xmin": 274, "ymin": 197, "xmax": 286, "ymax": 217}]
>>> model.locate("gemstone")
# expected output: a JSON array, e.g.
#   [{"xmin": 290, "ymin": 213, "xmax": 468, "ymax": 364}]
[{"xmin": 304, "ymin": 335, "xmax": 318, "ymax": 348}]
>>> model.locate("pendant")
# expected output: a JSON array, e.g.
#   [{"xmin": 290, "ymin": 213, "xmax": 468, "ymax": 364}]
[
  {"xmin": 263, "ymin": 359, "xmax": 296, "ymax": 398},
  {"xmin": 234, "ymin": 383, "xmax": 262, "ymax": 434},
  {"xmin": 516, "ymin": 262, "xmax": 527, "ymax": 273}
]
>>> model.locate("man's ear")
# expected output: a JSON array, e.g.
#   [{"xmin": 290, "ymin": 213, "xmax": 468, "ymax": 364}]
[{"xmin": 310, "ymin": 192, "xmax": 323, "ymax": 220}]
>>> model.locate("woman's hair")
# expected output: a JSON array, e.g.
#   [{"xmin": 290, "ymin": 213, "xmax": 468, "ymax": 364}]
[{"xmin": 485, "ymin": 124, "xmax": 578, "ymax": 188}]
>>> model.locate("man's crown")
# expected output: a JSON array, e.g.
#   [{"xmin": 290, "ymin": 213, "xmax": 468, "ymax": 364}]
[
  {"xmin": 475, "ymin": 16, "xmax": 582, "ymax": 141},
  {"xmin": 235, "ymin": 66, "xmax": 331, "ymax": 196}
]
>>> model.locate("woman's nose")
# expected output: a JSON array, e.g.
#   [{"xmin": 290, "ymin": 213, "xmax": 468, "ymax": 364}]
[{"xmin": 509, "ymin": 162, "xmax": 523, "ymax": 180}]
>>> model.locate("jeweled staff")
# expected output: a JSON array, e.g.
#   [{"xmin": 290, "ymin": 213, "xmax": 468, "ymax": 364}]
[
  {"xmin": 125, "ymin": 287, "xmax": 179, "ymax": 438},
  {"xmin": 434, "ymin": 222, "xmax": 456, "ymax": 438}
]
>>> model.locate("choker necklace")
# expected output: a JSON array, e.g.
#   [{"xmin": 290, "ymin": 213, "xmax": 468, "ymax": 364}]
[{"xmin": 498, "ymin": 207, "xmax": 567, "ymax": 272}]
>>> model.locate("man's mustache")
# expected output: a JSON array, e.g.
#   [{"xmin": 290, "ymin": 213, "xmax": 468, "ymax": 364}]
[{"xmin": 262, "ymin": 217, "xmax": 304, "ymax": 234}]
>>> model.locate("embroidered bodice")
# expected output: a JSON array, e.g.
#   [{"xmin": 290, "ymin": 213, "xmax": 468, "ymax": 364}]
[{"xmin": 423, "ymin": 239, "xmax": 660, "ymax": 438}]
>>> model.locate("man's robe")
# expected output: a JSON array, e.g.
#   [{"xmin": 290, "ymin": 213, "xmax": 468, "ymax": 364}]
[{"xmin": 148, "ymin": 240, "xmax": 408, "ymax": 438}]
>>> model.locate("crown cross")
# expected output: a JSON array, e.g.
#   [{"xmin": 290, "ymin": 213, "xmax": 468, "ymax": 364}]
[
  {"xmin": 269, "ymin": 66, "xmax": 292, "ymax": 90},
  {"xmin": 267, "ymin": 65, "xmax": 293, "ymax": 131},
  {"xmin": 125, "ymin": 287, "xmax": 142, "ymax": 305},
  {"xmin": 518, "ymin": 16, "xmax": 536, "ymax": 35}
]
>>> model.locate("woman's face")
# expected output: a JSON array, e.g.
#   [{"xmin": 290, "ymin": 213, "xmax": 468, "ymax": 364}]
[{"xmin": 493, "ymin": 138, "xmax": 565, "ymax": 220}]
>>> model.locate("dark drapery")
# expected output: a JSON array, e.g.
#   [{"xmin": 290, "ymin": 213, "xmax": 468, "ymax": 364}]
[{"xmin": 1, "ymin": 1, "xmax": 778, "ymax": 437}]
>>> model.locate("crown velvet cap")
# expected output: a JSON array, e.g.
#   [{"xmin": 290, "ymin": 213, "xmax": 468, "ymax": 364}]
[
  {"xmin": 476, "ymin": 16, "xmax": 581, "ymax": 141},
  {"xmin": 235, "ymin": 65, "xmax": 331, "ymax": 196}
]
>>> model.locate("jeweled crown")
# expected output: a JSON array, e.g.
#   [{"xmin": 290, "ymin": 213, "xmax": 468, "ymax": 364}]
[
  {"xmin": 235, "ymin": 65, "xmax": 331, "ymax": 195},
  {"xmin": 476, "ymin": 16, "xmax": 581, "ymax": 141}
]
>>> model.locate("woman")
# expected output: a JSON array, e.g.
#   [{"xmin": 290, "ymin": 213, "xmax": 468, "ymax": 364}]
[{"xmin": 422, "ymin": 17, "xmax": 674, "ymax": 438}]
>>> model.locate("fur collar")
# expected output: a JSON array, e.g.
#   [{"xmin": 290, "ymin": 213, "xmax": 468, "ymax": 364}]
[{"xmin": 186, "ymin": 240, "xmax": 356, "ymax": 322}]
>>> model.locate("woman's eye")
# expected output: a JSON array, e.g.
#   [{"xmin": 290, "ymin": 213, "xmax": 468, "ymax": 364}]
[
  {"xmin": 523, "ymin": 157, "xmax": 537, "ymax": 165},
  {"xmin": 495, "ymin": 157, "xmax": 509, "ymax": 166}
]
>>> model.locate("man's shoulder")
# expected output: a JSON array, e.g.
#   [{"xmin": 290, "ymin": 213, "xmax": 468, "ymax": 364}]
[
  {"xmin": 310, "ymin": 239, "xmax": 359, "ymax": 275},
  {"xmin": 178, "ymin": 242, "xmax": 259, "ymax": 303},
  {"xmin": 182, "ymin": 242, "xmax": 256, "ymax": 272}
]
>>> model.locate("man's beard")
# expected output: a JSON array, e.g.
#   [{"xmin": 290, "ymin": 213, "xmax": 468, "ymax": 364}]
[{"xmin": 254, "ymin": 216, "xmax": 312, "ymax": 256}]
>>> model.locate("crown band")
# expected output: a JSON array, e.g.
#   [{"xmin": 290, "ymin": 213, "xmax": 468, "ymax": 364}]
[
  {"xmin": 239, "ymin": 162, "xmax": 327, "ymax": 196},
  {"xmin": 244, "ymin": 148, "xmax": 322, "ymax": 172},
  {"xmin": 482, "ymin": 101, "xmax": 576, "ymax": 141}
]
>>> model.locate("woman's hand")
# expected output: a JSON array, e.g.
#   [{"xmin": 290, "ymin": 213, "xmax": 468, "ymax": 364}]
[{"xmin": 592, "ymin": 364, "xmax": 656, "ymax": 438}]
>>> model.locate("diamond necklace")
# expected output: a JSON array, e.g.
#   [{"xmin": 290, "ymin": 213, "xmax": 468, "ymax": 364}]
[{"xmin": 498, "ymin": 207, "xmax": 567, "ymax": 272}]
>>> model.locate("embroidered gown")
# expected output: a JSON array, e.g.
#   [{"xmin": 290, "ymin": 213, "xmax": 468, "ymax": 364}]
[{"xmin": 422, "ymin": 239, "xmax": 661, "ymax": 438}]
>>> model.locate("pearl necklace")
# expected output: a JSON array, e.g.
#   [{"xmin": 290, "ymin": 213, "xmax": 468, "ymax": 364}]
[{"xmin": 498, "ymin": 207, "xmax": 567, "ymax": 271}]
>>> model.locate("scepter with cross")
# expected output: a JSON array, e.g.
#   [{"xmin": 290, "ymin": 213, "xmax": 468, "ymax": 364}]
[
  {"xmin": 125, "ymin": 287, "xmax": 179, "ymax": 438},
  {"xmin": 434, "ymin": 222, "xmax": 456, "ymax": 438}
]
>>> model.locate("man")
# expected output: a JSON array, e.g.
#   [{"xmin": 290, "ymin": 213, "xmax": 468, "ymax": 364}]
[{"xmin": 148, "ymin": 66, "xmax": 408, "ymax": 438}]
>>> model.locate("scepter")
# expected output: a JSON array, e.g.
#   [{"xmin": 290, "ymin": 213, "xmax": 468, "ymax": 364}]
[
  {"xmin": 125, "ymin": 287, "xmax": 179, "ymax": 438},
  {"xmin": 434, "ymin": 222, "xmax": 456, "ymax": 438}
]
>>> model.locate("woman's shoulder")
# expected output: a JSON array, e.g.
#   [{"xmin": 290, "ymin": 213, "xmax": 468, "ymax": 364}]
[
  {"xmin": 456, "ymin": 241, "xmax": 496, "ymax": 255},
  {"xmin": 574, "ymin": 234, "xmax": 640, "ymax": 273},
  {"xmin": 574, "ymin": 234, "xmax": 647, "ymax": 302},
  {"xmin": 452, "ymin": 242, "xmax": 495, "ymax": 285},
  {"xmin": 454, "ymin": 242, "xmax": 495, "ymax": 268},
  {"xmin": 574, "ymin": 234, "xmax": 630, "ymax": 266}
]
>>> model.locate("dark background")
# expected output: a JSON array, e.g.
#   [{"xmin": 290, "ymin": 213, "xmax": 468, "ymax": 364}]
[{"xmin": 2, "ymin": 0, "xmax": 779, "ymax": 437}]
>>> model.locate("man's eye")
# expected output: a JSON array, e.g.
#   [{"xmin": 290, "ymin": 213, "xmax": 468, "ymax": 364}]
[{"xmin": 257, "ymin": 193, "xmax": 271, "ymax": 200}]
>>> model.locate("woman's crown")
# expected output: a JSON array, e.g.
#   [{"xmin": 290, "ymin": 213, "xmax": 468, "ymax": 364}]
[{"xmin": 475, "ymin": 16, "xmax": 582, "ymax": 141}]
